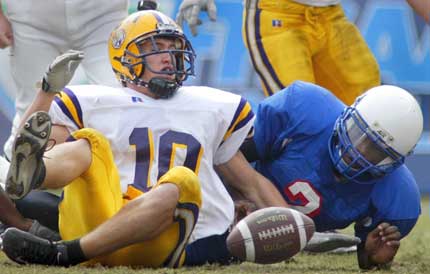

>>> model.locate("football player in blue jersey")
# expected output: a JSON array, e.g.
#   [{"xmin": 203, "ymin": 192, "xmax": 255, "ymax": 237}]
[{"xmin": 240, "ymin": 81, "xmax": 423, "ymax": 269}]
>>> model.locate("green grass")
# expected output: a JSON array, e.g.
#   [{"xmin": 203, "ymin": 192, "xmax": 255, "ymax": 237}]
[{"xmin": 1, "ymin": 197, "xmax": 429, "ymax": 274}]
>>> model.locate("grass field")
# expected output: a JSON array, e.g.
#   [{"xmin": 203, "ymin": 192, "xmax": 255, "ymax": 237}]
[{"xmin": 0, "ymin": 197, "xmax": 429, "ymax": 274}]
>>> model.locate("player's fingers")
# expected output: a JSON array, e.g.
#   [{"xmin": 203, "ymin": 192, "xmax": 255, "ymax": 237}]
[
  {"xmin": 368, "ymin": 224, "xmax": 384, "ymax": 238},
  {"xmin": 176, "ymin": 11, "xmax": 185, "ymax": 28},
  {"xmin": 190, "ymin": 25, "xmax": 198, "ymax": 37},
  {"xmin": 382, "ymin": 231, "xmax": 401, "ymax": 242},
  {"xmin": 54, "ymin": 50, "xmax": 84, "ymax": 68},
  {"xmin": 0, "ymin": 32, "xmax": 12, "ymax": 48},
  {"xmin": 207, "ymin": 0, "xmax": 217, "ymax": 21},
  {"xmin": 378, "ymin": 222, "xmax": 391, "ymax": 229},
  {"xmin": 66, "ymin": 49, "xmax": 85, "ymax": 59},
  {"xmin": 50, "ymin": 51, "xmax": 83, "ymax": 74},
  {"xmin": 68, "ymin": 60, "xmax": 82, "ymax": 74},
  {"xmin": 381, "ymin": 225, "xmax": 399, "ymax": 235},
  {"xmin": 189, "ymin": 5, "xmax": 201, "ymax": 25},
  {"xmin": 386, "ymin": 240, "xmax": 400, "ymax": 247},
  {"xmin": 376, "ymin": 222, "xmax": 391, "ymax": 235}
]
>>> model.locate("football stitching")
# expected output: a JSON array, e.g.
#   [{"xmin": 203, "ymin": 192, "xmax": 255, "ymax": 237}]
[{"xmin": 257, "ymin": 224, "xmax": 295, "ymax": 240}]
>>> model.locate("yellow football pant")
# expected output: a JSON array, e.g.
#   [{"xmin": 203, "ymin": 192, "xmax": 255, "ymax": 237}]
[
  {"xmin": 243, "ymin": 0, "xmax": 380, "ymax": 104},
  {"xmin": 58, "ymin": 128, "xmax": 201, "ymax": 267}
]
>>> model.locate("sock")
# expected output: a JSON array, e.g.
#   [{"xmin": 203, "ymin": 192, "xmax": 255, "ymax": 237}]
[{"xmin": 63, "ymin": 239, "xmax": 87, "ymax": 266}]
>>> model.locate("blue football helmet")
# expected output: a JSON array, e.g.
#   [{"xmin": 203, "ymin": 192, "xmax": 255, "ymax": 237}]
[{"xmin": 329, "ymin": 85, "xmax": 423, "ymax": 183}]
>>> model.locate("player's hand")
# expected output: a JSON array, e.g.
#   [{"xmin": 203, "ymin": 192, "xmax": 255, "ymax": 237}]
[
  {"xmin": 41, "ymin": 50, "xmax": 84, "ymax": 93},
  {"xmin": 365, "ymin": 222, "xmax": 401, "ymax": 265},
  {"xmin": 304, "ymin": 231, "xmax": 361, "ymax": 253},
  {"xmin": 233, "ymin": 199, "xmax": 256, "ymax": 226},
  {"xmin": 176, "ymin": 0, "xmax": 217, "ymax": 36},
  {"xmin": 0, "ymin": 13, "xmax": 13, "ymax": 48}
]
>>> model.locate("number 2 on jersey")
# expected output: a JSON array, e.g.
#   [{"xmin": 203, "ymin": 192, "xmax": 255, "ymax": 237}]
[{"xmin": 284, "ymin": 180, "xmax": 321, "ymax": 217}]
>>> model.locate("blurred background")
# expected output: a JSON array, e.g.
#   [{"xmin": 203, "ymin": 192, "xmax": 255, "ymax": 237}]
[{"xmin": 0, "ymin": 0, "xmax": 428, "ymax": 192}]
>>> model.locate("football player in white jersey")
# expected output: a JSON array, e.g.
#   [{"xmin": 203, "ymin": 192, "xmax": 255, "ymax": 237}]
[{"xmin": 1, "ymin": 10, "xmax": 287, "ymax": 267}]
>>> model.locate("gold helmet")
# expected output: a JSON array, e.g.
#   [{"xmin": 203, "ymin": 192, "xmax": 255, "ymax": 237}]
[{"xmin": 108, "ymin": 10, "xmax": 195, "ymax": 98}]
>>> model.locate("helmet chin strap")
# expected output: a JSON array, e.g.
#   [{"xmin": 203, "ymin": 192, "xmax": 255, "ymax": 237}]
[
  {"xmin": 148, "ymin": 77, "xmax": 179, "ymax": 99},
  {"xmin": 134, "ymin": 77, "xmax": 179, "ymax": 99}
]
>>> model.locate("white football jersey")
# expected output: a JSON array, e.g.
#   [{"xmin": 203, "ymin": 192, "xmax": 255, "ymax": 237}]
[{"xmin": 49, "ymin": 85, "xmax": 255, "ymax": 242}]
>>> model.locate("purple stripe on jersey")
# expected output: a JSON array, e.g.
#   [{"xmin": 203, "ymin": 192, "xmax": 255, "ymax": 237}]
[
  {"xmin": 228, "ymin": 97, "xmax": 247, "ymax": 132},
  {"xmin": 63, "ymin": 87, "xmax": 83, "ymax": 126},
  {"xmin": 65, "ymin": 135, "xmax": 77, "ymax": 142},
  {"xmin": 53, "ymin": 95, "xmax": 82, "ymax": 129},
  {"xmin": 254, "ymin": 8, "xmax": 284, "ymax": 95},
  {"xmin": 234, "ymin": 111, "xmax": 255, "ymax": 133},
  {"xmin": 244, "ymin": 6, "xmax": 272, "ymax": 96}
]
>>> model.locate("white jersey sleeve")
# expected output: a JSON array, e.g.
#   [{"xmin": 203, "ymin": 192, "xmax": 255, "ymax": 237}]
[
  {"xmin": 48, "ymin": 85, "xmax": 121, "ymax": 133},
  {"xmin": 213, "ymin": 96, "xmax": 255, "ymax": 165}
]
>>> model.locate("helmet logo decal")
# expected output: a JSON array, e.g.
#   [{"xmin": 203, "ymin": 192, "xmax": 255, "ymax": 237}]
[{"xmin": 111, "ymin": 28, "xmax": 126, "ymax": 49}]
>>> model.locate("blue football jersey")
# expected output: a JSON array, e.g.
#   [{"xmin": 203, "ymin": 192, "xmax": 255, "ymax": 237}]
[{"xmin": 253, "ymin": 81, "xmax": 421, "ymax": 241}]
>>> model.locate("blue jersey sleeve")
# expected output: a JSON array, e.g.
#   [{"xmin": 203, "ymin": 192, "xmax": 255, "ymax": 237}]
[
  {"xmin": 355, "ymin": 166, "xmax": 421, "ymax": 241},
  {"xmin": 254, "ymin": 81, "xmax": 344, "ymax": 160}
]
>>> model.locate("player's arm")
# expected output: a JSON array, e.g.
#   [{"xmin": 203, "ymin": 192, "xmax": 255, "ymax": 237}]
[
  {"xmin": 215, "ymin": 150, "xmax": 288, "ymax": 209},
  {"xmin": 0, "ymin": 1, "xmax": 13, "ymax": 48},
  {"xmin": 406, "ymin": 0, "xmax": 429, "ymax": 23},
  {"xmin": 18, "ymin": 50, "xmax": 84, "ymax": 144}
]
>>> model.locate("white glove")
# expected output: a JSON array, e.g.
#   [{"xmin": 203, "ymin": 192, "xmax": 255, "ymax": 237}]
[
  {"xmin": 39, "ymin": 50, "xmax": 84, "ymax": 93},
  {"xmin": 304, "ymin": 231, "xmax": 361, "ymax": 253},
  {"xmin": 176, "ymin": 0, "xmax": 217, "ymax": 36}
]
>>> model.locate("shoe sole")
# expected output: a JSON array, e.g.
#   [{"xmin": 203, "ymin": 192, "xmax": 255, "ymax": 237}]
[{"xmin": 6, "ymin": 112, "xmax": 51, "ymax": 200}]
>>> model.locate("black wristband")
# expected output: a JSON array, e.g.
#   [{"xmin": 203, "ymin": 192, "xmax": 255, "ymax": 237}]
[
  {"xmin": 41, "ymin": 78, "xmax": 51, "ymax": 92},
  {"xmin": 137, "ymin": 0, "xmax": 158, "ymax": 11}
]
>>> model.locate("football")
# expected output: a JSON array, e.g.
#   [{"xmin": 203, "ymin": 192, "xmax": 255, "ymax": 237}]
[{"xmin": 226, "ymin": 207, "xmax": 315, "ymax": 264}]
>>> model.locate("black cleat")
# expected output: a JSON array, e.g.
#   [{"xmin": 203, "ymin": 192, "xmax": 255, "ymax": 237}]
[
  {"xmin": 1, "ymin": 227, "xmax": 69, "ymax": 266},
  {"xmin": 6, "ymin": 111, "xmax": 51, "ymax": 200}
]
